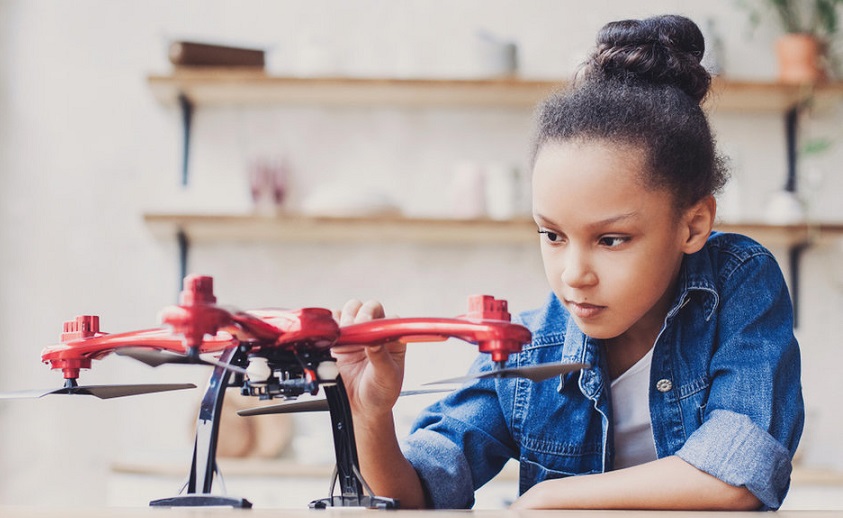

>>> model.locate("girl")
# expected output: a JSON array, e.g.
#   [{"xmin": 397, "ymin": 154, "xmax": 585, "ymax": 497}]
[{"xmin": 333, "ymin": 14, "xmax": 803, "ymax": 511}]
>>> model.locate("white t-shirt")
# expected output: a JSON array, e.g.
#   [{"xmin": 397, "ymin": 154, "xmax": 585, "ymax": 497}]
[{"xmin": 610, "ymin": 346, "xmax": 658, "ymax": 469}]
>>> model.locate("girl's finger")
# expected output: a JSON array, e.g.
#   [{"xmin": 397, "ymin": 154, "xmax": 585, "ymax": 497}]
[
  {"xmin": 340, "ymin": 299, "xmax": 364, "ymax": 326},
  {"xmin": 355, "ymin": 300, "xmax": 386, "ymax": 323},
  {"xmin": 331, "ymin": 344, "xmax": 367, "ymax": 355}
]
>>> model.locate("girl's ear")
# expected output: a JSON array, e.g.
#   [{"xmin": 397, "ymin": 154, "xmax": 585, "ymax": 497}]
[{"xmin": 680, "ymin": 195, "xmax": 716, "ymax": 254}]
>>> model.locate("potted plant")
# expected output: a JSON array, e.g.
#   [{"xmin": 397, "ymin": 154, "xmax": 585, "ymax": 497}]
[{"xmin": 741, "ymin": 0, "xmax": 843, "ymax": 83}]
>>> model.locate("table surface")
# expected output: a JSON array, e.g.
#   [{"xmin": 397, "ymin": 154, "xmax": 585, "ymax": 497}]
[{"xmin": 1, "ymin": 507, "xmax": 842, "ymax": 518}]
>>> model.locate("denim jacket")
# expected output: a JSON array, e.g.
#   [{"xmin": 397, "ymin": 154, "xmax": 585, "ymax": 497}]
[{"xmin": 401, "ymin": 232, "xmax": 804, "ymax": 510}]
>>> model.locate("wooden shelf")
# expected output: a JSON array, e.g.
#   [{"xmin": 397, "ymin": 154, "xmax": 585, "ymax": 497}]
[
  {"xmin": 706, "ymin": 79, "xmax": 843, "ymax": 113},
  {"xmin": 148, "ymin": 70, "xmax": 560, "ymax": 108},
  {"xmin": 144, "ymin": 213, "xmax": 540, "ymax": 244},
  {"xmin": 147, "ymin": 69, "xmax": 843, "ymax": 112},
  {"xmin": 144, "ymin": 212, "xmax": 843, "ymax": 248},
  {"xmin": 715, "ymin": 222, "xmax": 843, "ymax": 247}
]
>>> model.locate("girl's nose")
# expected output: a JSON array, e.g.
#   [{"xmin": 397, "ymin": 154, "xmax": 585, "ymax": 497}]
[{"xmin": 561, "ymin": 250, "xmax": 597, "ymax": 288}]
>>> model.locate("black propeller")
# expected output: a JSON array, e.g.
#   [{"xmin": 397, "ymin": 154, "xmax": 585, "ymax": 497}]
[
  {"xmin": 0, "ymin": 383, "xmax": 197, "ymax": 400},
  {"xmin": 237, "ymin": 389, "xmax": 453, "ymax": 417},
  {"xmin": 115, "ymin": 347, "xmax": 248, "ymax": 375},
  {"xmin": 238, "ymin": 398, "xmax": 328, "ymax": 416},
  {"xmin": 425, "ymin": 362, "xmax": 590, "ymax": 385}
]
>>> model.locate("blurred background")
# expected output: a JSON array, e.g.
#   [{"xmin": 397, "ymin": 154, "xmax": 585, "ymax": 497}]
[{"xmin": 1, "ymin": 0, "xmax": 842, "ymax": 510}]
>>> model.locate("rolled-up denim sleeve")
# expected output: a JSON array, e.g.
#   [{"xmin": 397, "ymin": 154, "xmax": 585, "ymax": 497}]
[
  {"xmin": 676, "ymin": 409, "xmax": 792, "ymax": 510},
  {"xmin": 398, "ymin": 354, "xmax": 517, "ymax": 509},
  {"xmin": 400, "ymin": 428, "xmax": 475, "ymax": 509},
  {"xmin": 679, "ymin": 249, "xmax": 804, "ymax": 510}
]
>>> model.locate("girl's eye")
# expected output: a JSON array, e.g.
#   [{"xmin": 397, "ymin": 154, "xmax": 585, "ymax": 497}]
[
  {"xmin": 537, "ymin": 229, "xmax": 563, "ymax": 243},
  {"xmin": 598, "ymin": 236, "xmax": 629, "ymax": 248}
]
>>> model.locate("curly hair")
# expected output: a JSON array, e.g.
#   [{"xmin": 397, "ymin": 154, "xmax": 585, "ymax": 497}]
[{"xmin": 532, "ymin": 14, "xmax": 729, "ymax": 210}]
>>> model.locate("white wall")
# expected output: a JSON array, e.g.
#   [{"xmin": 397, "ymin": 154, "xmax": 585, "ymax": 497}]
[{"xmin": 1, "ymin": 0, "xmax": 842, "ymax": 508}]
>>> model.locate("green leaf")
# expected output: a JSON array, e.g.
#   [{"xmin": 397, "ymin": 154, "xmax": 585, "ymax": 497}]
[{"xmin": 801, "ymin": 137, "xmax": 833, "ymax": 156}]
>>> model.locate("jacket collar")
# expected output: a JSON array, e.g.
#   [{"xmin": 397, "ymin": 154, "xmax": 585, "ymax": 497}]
[{"xmin": 675, "ymin": 243, "xmax": 720, "ymax": 322}]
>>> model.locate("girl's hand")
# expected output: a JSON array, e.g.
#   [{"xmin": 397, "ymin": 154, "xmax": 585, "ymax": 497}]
[{"xmin": 331, "ymin": 299, "xmax": 406, "ymax": 419}]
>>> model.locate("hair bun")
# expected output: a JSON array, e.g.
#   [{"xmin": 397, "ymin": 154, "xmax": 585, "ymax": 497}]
[{"xmin": 584, "ymin": 15, "xmax": 711, "ymax": 103}]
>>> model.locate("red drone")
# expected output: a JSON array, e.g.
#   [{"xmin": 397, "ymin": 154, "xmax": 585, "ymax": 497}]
[{"xmin": 1, "ymin": 274, "xmax": 587, "ymax": 510}]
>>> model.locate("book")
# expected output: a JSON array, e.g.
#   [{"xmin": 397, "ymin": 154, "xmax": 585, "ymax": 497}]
[{"xmin": 169, "ymin": 41, "xmax": 265, "ymax": 68}]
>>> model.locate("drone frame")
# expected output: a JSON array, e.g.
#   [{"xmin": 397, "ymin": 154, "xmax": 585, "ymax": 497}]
[{"xmin": 30, "ymin": 274, "xmax": 537, "ymax": 509}]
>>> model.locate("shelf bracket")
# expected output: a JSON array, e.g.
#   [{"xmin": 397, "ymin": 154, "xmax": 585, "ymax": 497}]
[
  {"xmin": 784, "ymin": 102, "xmax": 805, "ymax": 193},
  {"xmin": 788, "ymin": 241, "xmax": 809, "ymax": 329},
  {"xmin": 783, "ymin": 100, "xmax": 811, "ymax": 328},
  {"xmin": 177, "ymin": 228, "xmax": 189, "ymax": 297},
  {"xmin": 178, "ymin": 92, "xmax": 194, "ymax": 186}
]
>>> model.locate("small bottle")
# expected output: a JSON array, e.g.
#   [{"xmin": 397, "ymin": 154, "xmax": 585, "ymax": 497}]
[
  {"xmin": 449, "ymin": 161, "xmax": 486, "ymax": 219},
  {"xmin": 484, "ymin": 163, "xmax": 520, "ymax": 220}
]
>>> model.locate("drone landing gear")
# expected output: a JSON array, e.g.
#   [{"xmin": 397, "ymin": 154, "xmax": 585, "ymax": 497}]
[
  {"xmin": 148, "ymin": 346, "xmax": 393, "ymax": 509},
  {"xmin": 308, "ymin": 379, "xmax": 398, "ymax": 510},
  {"xmin": 149, "ymin": 494, "xmax": 251, "ymax": 508},
  {"xmin": 150, "ymin": 347, "xmax": 252, "ymax": 509}
]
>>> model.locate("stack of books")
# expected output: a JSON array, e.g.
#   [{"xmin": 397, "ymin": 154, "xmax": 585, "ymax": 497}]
[{"xmin": 169, "ymin": 41, "xmax": 265, "ymax": 69}]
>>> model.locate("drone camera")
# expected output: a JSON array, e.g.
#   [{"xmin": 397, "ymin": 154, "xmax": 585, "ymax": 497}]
[{"xmin": 241, "ymin": 365, "xmax": 319, "ymax": 399}]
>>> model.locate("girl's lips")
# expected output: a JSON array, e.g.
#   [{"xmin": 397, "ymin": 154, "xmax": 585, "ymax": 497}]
[{"xmin": 567, "ymin": 300, "xmax": 606, "ymax": 319}]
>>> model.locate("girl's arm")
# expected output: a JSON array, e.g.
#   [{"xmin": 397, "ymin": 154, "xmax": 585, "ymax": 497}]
[
  {"xmin": 511, "ymin": 456, "xmax": 760, "ymax": 510},
  {"xmin": 352, "ymin": 388, "xmax": 427, "ymax": 509}
]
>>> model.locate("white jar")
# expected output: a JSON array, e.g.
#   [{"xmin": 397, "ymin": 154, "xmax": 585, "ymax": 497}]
[{"xmin": 484, "ymin": 163, "xmax": 520, "ymax": 220}]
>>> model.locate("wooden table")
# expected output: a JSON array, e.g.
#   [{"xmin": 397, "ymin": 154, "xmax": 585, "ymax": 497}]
[{"xmin": 1, "ymin": 508, "xmax": 841, "ymax": 518}]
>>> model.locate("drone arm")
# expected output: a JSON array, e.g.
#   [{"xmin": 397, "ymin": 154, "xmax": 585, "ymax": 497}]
[
  {"xmin": 40, "ymin": 327, "xmax": 238, "ymax": 379},
  {"xmin": 335, "ymin": 318, "xmax": 530, "ymax": 363}
]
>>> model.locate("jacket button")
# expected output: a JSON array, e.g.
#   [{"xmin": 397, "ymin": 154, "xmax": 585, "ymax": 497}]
[{"xmin": 656, "ymin": 379, "xmax": 673, "ymax": 392}]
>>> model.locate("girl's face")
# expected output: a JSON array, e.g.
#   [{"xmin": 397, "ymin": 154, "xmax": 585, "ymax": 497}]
[{"xmin": 532, "ymin": 140, "xmax": 692, "ymax": 342}]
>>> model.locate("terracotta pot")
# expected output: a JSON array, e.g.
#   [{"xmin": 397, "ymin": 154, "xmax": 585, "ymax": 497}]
[{"xmin": 776, "ymin": 33, "xmax": 827, "ymax": 84}]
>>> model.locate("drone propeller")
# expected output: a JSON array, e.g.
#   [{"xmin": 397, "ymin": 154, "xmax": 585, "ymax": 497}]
[
  {"xmin": 237, "ymin": 388, "xmax": 453, "ymax": 417},
  {"xmin": 425, "ymin": 362, "xmax": 590, "ymax": 385},
  {"xmin": 115, "ymin": 347, "xmax": 248, "ymax": 375},
  {"xmin": 238, "ymin": 398, "xmax": 328, "ymax": 416},
  {"xmin": 0, "ymin": 383, "xmax": 197, "ymax": 400}
]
